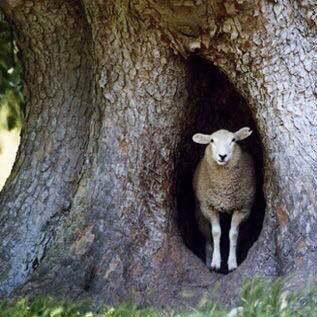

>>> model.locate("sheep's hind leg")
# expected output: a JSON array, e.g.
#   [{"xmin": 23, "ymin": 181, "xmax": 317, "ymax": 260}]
[
  {"xmin": 210, "ymin": 213, "xmax": 221, "ymax": 270},
  {"xmin": 228, "ymin": 209, "xmax": 248, "ymax": 271},
  {"xmin": 205, "ymin": 240, "xmax": 212, "ymax": 269}
]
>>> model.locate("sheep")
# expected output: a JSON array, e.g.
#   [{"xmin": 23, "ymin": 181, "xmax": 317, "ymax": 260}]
[{"xmin": 192, "ymin": 127, "xmax": 255, "ymax": 271}]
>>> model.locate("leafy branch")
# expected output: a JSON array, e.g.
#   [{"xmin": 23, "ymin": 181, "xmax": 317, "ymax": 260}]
[{"xmin": 0, "ymin": 11, "xmax": 24, "ymax": 130}]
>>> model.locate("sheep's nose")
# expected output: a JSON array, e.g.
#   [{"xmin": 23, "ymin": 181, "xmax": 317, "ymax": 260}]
[{"xmin": 219, "ymin": 154, "xmax": 227, "ymax": 161}]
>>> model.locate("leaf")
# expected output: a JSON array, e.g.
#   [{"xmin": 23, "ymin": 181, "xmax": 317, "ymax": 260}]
[{"xmin": 0, "ymin": 11, "xmax": 24, "ymax": 131}]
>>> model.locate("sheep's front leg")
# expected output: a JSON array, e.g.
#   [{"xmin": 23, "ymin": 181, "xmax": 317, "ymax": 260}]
[
  {"xmin": 228, "ymin": 210, "xmax": 249, "ymax": 271},
  {"xmin": 210, "ymin": 213, "xmax": 221, "ymax": 270}
]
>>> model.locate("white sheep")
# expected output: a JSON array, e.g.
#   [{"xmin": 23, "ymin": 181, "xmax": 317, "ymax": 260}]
[{"xmin": 192, "ymin": 127, "xmax": 255, "ymax": 271}]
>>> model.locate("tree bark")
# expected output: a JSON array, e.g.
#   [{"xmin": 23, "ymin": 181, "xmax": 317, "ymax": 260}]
[
  {"xmin": 0, "ymin": 0, "xmax": 316, "ymax": 309},
  {"xmin": 0, "ymin": 0, "xmax": 94, "ymax": 296}
]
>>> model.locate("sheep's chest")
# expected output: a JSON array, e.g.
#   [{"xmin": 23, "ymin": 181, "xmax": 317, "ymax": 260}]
[
  {"xmin": 206, "ymin": 183, "xmax": 241, "ymax": 213},
  {"xmin": 205, "ymin": 168, "xmax": 249, "ymax": 213}
]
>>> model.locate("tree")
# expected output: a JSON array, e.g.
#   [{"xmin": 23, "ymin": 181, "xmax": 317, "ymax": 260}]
[{"xmin": 0, "ymin": 0, "xmax": 316, "ymax": 308}]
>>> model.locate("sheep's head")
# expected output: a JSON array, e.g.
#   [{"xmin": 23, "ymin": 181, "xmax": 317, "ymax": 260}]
[{"xmin": 192, "ymin": 127, "xmax": 252, "ymax": 166}]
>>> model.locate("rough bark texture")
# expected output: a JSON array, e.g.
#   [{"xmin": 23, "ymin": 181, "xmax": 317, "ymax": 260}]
[
  {"xmin": 0, "ymin": 0, "xmax": 317, "ymax": 310},
  {"xmin": 0, "ymin": 0, "xmax": 94, "ymax": 296}
]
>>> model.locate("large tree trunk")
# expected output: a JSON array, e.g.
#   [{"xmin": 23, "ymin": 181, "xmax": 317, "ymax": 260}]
[{"xmin": 0, "ymin": 0, "xmax": 316, "ymax": 308}]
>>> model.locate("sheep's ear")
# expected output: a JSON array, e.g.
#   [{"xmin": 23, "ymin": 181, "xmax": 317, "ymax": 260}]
[
  {"xmin": 234, "ymin": 127, "xmax": 252, "ymax": 140},
  {"xmin": 192, "ymin": 133, "xmax": 212, "ymax": 144}
]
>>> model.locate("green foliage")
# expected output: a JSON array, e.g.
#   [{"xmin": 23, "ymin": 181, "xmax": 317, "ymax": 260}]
[
  {"xmin": 0, "ymin": 11, "xmax": 24, "ymax": 130},
  {"xmin": 0, "ymin": 297, "xmax": 88, "ymax": 317},
  {"xmin": 1, "ymin": 280, "xmax": 317, "ymax": 317},
  {"xmin": 0, "ymin": 298, "xmax": 159, "ymax": 317}
]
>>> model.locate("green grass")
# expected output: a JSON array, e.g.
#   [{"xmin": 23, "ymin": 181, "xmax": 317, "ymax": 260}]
[{"xmin": 0, "ymin": 280, "xmax": 316, "ymax": 317}]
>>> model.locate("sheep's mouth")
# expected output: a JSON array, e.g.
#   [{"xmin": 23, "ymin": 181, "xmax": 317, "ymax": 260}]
[{"xmin": 217, "ymin": 160, "xmax": 228, "ymax": 165}]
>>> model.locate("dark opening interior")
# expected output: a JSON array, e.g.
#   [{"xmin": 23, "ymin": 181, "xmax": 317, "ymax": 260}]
[{"xmin": 176, "ymin": 56, "xmax": 266, "ymax": 274}]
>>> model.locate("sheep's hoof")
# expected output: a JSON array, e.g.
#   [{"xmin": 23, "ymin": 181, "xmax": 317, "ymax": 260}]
[
  {"xmin": 227, "ymin": 261, "xmax": 237, "ymax": 272},
  {"xmin": 210, "ymin": 261, "xmax": 221, "ymax": 271}
]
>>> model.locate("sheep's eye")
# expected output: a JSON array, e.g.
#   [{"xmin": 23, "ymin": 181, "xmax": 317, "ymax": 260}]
[
  {"xmin": 232, "ymin": 138, "xmax": 236, "ymax": 142},
  {"xmin": 210, "ymin": 139, "xmax": 214, "ymax": 143}
]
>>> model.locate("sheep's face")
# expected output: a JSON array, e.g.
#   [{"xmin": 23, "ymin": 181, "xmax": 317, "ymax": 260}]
[{"xmin": 192, "ymin": 127, "xmax": 252, "ymax": 166}]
